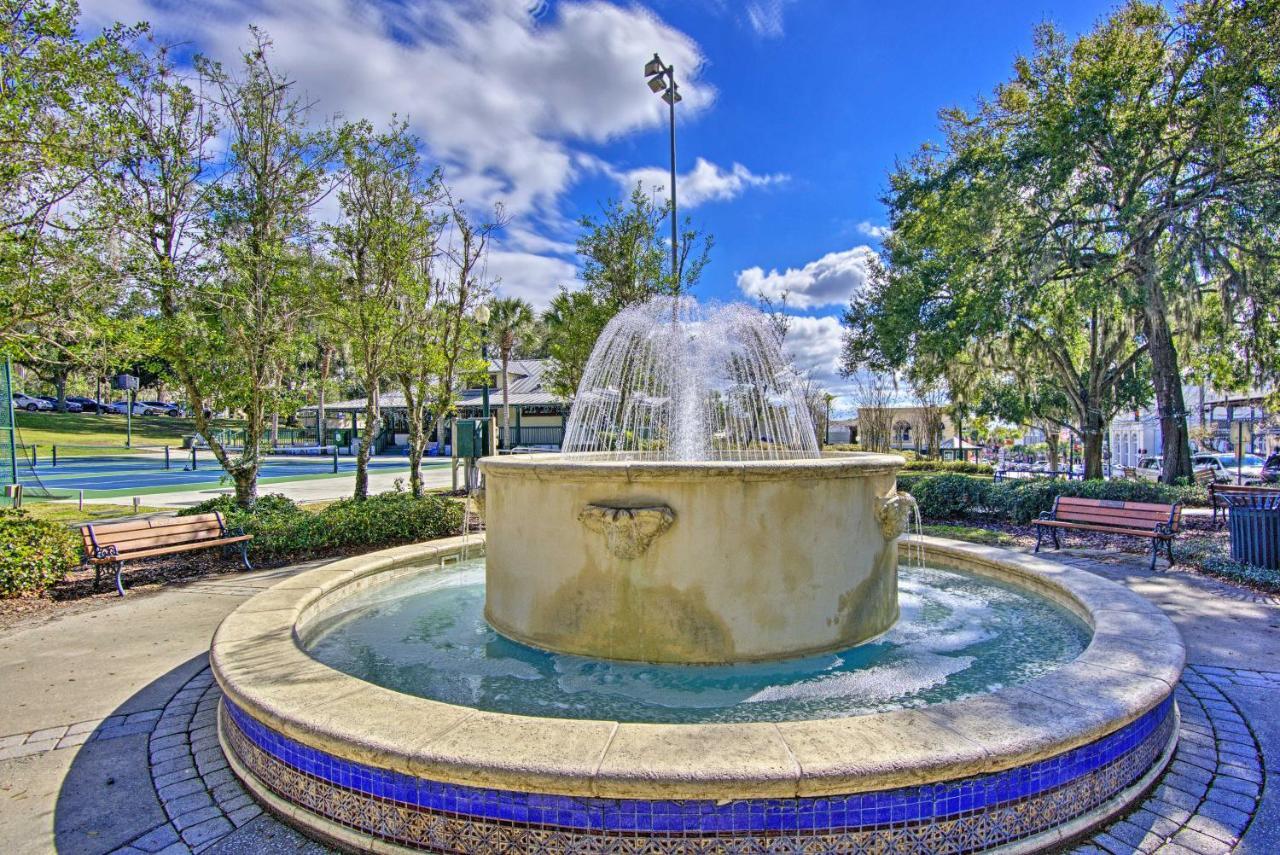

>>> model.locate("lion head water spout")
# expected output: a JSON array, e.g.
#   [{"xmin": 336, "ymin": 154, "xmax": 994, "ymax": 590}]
[{"xmin": 562, "ymin": 297, "xmax": 820, "ymax": 461}]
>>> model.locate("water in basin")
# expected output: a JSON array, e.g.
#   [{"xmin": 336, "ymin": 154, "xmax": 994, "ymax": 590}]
[{"xmin": 302, "ymin": 558, "xmax": 1090, "ymax": 724}]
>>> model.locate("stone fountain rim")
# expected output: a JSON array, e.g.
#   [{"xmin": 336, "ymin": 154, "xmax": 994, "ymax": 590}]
[
  {"xmin": 479, "ymin": 449, "xmax": 906, "ymax": 481},
  {"xmin": 210, "ymin": 533, "xmax": 1183, "ymax": 802}
]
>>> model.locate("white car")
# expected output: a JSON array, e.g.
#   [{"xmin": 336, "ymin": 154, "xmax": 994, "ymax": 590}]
[
  {"xmin": 108, "ymin": 400, "xmax": 163, "ymax": 416},
  {"xmin": 12, "ymin": 392, "xmax": 53, "ymax": 412},
  {"xmin": 1135, "ymin": 456, "xmax": 1163, "ymax": 481},
  {"xmin": 1193, "ymin": 452, "xmax": 1266, "ymax": 485}
]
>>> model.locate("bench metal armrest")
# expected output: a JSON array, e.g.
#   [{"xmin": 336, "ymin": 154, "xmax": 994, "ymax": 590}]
[
  {"xmin": 1036, "ymin": 511, "xmax": 1054, "ymax": 521},
  {"xmin": 226, "ymin": 525, "xmax": 248, "ymax": 538},
  {"xmin": 1154, "ymin": 522, "xmax": 1174, "ymax": 538},
  {"xmin": 92, "ymin": 544, "xmax": 119, "ymax": 561}
]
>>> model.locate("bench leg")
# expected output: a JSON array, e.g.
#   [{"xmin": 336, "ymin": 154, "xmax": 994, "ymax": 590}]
[
  {"xmin": 1165, "ymin": 538, "xmax": 1175, "ymax": 567},
  {"xmin": 1149, "ymin": 538, "xmax": 1159, "ymax": 572},
  {"xmin": 114, "ymin": 562, "xmax": 125, "ymax": 597},
  {"xmin": 238, "ymin": 541, "xmax": 253, "ymax": 572},
  {"xmin": 1051, "ymin": 528, "xmax": 1060, "ymax": 550},
  {"xmin": 1034, "ymin": 525, "xmax": 1044, "ymax": 553}
]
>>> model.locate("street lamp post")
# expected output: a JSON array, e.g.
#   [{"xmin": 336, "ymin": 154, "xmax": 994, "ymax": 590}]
[
  {"xmin": 475, "ymin": 301, "xmax": 492, "ymax": 428},
  {"xmin": 644, "ymin": 54, "xmax": 682, "ymax": 295}
]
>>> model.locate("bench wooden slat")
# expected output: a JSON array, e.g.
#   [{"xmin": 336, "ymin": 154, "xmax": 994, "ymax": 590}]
[
  {"xmin": 88, "ymin": 513, "xmax": 223, "ymax": 538},
  {"xmin": 99, "ymin": 530, "xmax": 229, "ymax": 553},
  {"xmin": 1036, "ymin": 520, "xmax": 1175, "ymax": 538},
  {"xmin": 86, "ymin": 535, "xmax": 251, "ymax": 563},
  {"xmin": 1054, "ymin": 509, "xmax": 1177, "ymax": 527},
  {"xmin": 99, "ymin": 521, "xmax": 225, "ymax": 546},
  {"xmin": 1054, "ymin": 497, "xmax": 1178, "ymax": 514}
]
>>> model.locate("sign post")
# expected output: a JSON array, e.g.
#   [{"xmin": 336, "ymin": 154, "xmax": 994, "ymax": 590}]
[
  {"xmin": 2, "ymin": 357, "xmax": 16, "ymax": 493},
  {"xmin": 114, "ymin": 374, "xmax": 140, "ymax": 448}
]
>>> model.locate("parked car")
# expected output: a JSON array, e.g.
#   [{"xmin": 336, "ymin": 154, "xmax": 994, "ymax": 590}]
[
  {"xmin": 138, "ymin": 400, "xmax": 184, "ymax": 417},
  {"xmin": 1192, "ymin": 452, "xmax": 1266, "ymax": 485},
  {"xmin": 66, "ymin": 396, "xmax": 104, "ymax": 413},
  {"xmin": 108, "ymin": 400, "xmax": 163, "ymax": 416},
  {"xmin": 12, "ymin": 392, "xmax": 53, "ymax": 412},
  {"xmin": 1262, "ymin": 451, "xmax": 1280, "ymax": 485},
  {"xmin": 38, "ymin": 395, "xmax": 82, "ymax": 413},
  {"xmin": 1135, "ymin": 456, "xmax": 1163, "ymax": 481}
]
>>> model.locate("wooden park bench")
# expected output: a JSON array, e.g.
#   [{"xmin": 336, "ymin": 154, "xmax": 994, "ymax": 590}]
[
  {"xmin": 1209, "ymin": 483, "xmax": 1280, "ymax": 527},
  {"xmin": 81, "ymin": 513, "xmax": 252, "ymax": 597},
  {"xmin": 1033, "ymin": 497, "xmax": 1181, "ymax": 571}
]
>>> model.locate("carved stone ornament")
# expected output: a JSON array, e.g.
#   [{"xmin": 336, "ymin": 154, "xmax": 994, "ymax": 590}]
[
  {"xmin": 578, "ymin": 504, "xmax": 676, "ymax": 559},
  {"xmin": 876, "ymin": 491, "xmax": 917, "ymax": 540}
]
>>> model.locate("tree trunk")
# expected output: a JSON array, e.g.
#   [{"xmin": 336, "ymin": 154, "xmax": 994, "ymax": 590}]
[
  {"xmin": 1136, "ymin": 250, "xmax": 1193, "ymax": 484},
  {"xmin": 354, "ymin": 385, "xmax": 378, "ymax": 500},
  {"xmin": 54, "ymin": 372, "xmax": 68, "ymax": 413},
  {"xmin": 1081, "ymin": 417, "xmax": 1105, "ymax": 480},
  {"xmin": 1044, "ymin": 426, "xmax": 1060, "ymax": 473},
  {"xmin": 232, "ymin": 467, "xmax": 258, "ymax": 506}
]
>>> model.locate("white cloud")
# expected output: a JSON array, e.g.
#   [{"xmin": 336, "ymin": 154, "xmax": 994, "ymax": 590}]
[
  {"xmin": 486, "ymin": 249, "xmax": 578, "ymax": 310},
  {"xmin": 856, "ymin": 221, "xmax": 890, "ymax": 239},
  {"xmin": 782, "ymin": 314, "xmax": 844, "ymax": 382},
  {"xmin": 736, "ymin": 246, "xmax": 878, "ymax": 309},
  {"xmin": 78, "ymin": 0, "xmax": 716, "ymax": 293},
  {"xmin": 617, "ymin": 157, "xmax": 787, "ymax": 207},
  {"xmin": 744, "ymin": 0, "xmax": 796, "ymax": 38}
]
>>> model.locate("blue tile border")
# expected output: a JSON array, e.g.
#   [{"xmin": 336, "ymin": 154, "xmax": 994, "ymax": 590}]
[{"xmin": 221, "ymin": 694, "xmax": 1174, "ymax": 852}]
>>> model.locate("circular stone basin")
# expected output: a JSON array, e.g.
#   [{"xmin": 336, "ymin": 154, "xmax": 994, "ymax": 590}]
[
  {"xmin": 301, "ymin": 559, "xmax": 1091, "ymax": 724},
  {"xmin": 211, "ymin": 535, "xmax": 1184, "ymax": 854}
]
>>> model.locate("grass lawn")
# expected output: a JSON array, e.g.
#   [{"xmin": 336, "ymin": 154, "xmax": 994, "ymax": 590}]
[
  {"xmin": 15, "ymin": 410, "xmax": 245, "ymax": 453},
  {"xmin": 921, "ymin": 523, "xmax": 1021, "ymax": 546},
  {"xmin": 18, "ymin": 501, "xmax": 168, "ymax": 524}
]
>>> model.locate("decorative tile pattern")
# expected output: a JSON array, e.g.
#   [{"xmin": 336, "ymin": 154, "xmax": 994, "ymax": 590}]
[{"xmin": 221, "ymin": 694, "xmax": 1175, "ymax": 853}]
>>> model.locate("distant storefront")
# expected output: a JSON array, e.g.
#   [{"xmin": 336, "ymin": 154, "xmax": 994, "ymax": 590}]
[{"xmin": 298, "ymin": 359, "xmax": 568, "ymax": 453}]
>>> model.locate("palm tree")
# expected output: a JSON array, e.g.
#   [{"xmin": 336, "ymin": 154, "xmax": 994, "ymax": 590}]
[{"xmin": 488, "ymin": 297, "xmax": 535, "ymax": 448}]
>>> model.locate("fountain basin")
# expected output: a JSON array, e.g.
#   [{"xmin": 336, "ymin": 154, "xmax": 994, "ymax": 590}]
[
  {"xmin": 212, "ymin": 534, "xmax": 1183, "ymax": 854},
  {"xmin": 479, "ymin": 452, "xmax": 906, "ymax": 663}
]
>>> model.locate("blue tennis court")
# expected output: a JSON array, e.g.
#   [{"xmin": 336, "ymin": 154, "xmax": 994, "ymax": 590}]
[{"xmin": 17, "ymin": 446, "xmax": 434, "ymax": 498}]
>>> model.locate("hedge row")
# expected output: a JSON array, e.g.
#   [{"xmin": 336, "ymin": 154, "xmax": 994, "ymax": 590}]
[
  {"xmin": 0, "ymin": 509, "xmax": 81, "ymax": 597},
  {"xmin": 178, "ymin": 491, "xmax": 464, "ymax": 560},
  {"xmin": 900, "ymin": 459, "xmax": 995, "ymax": 475},
  {"xmin": 896, "ymin": 473, "xmax": 1208, "ymax": 524}
]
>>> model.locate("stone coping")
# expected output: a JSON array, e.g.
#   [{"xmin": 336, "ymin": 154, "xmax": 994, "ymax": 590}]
[
  {"xmin": 210, "ymin": 534, "xmax": 1183, "ymax": 801},
  {"xmin": 478, "ymin": 450, "xmax": 905, "ymax": 482}
]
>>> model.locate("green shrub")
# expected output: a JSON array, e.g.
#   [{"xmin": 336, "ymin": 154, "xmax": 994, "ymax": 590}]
[
  {"xmin": 989, "ymin": 479, "xmax": 1208, "ymax": 524},
  {"xmin": 1198, "ymin": 557, "xmax": 1280, "ymax": 593},
  {"xmin": 901, "ymin": 474, "xmax": 994, "ymax": 519},
  {"xmin": 179, "ymin": 491, "xmax": 462, "ymax": 560},
  {"xmin": 901, "ymin": 459, "xmax": 994, "ymax": 475},
  {"xmin": 0, "ymin": 509, "xmax": 81, "ymax": 597},
  {"xmin": 895, "ymin": 473, "xmax": 1207, "ymax": 524}
]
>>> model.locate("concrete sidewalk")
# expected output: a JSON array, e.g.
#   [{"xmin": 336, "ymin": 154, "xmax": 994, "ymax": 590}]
[{"xmin": 0, "ymin": 545, "xmax": 1277, "ymax": 853}]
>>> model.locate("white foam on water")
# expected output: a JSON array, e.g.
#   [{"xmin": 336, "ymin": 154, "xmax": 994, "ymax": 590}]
[{"xmin": 743, "ymin": 651, "xmax": 975, "ymax": 705}]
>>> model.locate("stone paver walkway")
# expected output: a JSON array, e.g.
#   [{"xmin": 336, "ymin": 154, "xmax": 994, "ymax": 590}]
[{"xmin": 1, "ymin": 545, "xmax": 1278, "ymax": 853}]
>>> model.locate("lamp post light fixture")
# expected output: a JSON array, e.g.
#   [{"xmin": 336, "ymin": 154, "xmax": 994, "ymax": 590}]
[{"xmin": 643, "ymin": 53, "xmax": 681, "ymax": 295}]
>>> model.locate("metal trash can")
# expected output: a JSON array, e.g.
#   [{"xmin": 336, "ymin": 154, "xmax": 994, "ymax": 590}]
[{"xmin": 1225, "ymin": 494, "xmax": 1280, "ymax": 569}]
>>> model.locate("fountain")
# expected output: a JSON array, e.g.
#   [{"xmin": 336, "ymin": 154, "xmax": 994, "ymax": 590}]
[
  {"xmin": 484, "ymin": 297, "xmax": 907, "ymax": 663},
  {"xmin": 211, "ymin": 297, "xmax": 1182, "ymax": 853}
]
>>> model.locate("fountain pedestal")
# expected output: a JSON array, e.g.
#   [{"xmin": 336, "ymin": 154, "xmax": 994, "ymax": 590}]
[{"xmin": 479, "ymin": 452, "xmax": 906, "ymax": 664}]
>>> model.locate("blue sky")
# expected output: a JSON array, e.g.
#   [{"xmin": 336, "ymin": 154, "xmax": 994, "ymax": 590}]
[{"xmin": 81, "ymin": 0, "xmax": 1121, "ymax": 408}]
